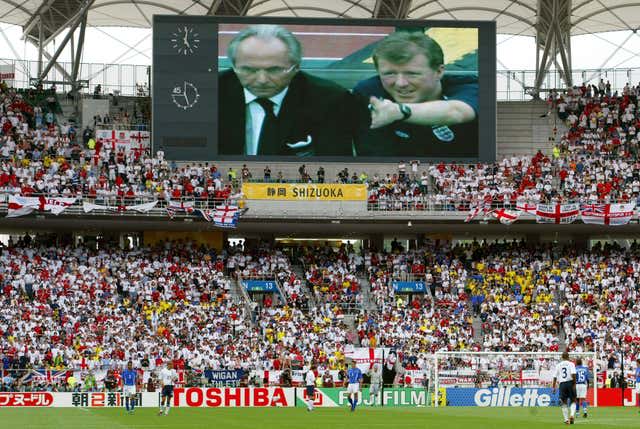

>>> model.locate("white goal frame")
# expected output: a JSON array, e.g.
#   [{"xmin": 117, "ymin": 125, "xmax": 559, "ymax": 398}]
[{"xmin": 433, "ymin": 351, "xmax": 598, "ymax": 408}]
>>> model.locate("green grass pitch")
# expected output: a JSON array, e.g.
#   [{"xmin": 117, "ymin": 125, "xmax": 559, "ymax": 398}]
[{"xmin": 0, "ymin": 406, "xmax": 637, "ymax": 429}]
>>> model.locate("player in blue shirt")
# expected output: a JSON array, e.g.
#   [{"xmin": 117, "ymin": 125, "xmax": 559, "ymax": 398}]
[
  {"xmin": 122, "ymin": 361, "xmax": 138, "ymax": 414},
  {"xmin": 346, "ymin": 360, "xmax": 363, "ymax": 412},
  {"xmin": 635, "ymin": 359, "xmax": 640, "ymax": 413},
  {"xmin": 574, "ymin": 358, "xmax": 590, "ymax": 418}
]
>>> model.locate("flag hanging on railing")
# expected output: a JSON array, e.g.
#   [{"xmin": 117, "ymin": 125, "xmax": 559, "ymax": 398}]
[
  {"xmin": 491, "ymin": 208, "xmax": 522, "ymax": 225},
  {"xmin": 535, "ymin": 203, "xmax": 580, "ymax": 224},
  {"xmin": 22, "ymin": 369, "xmax": 69, "ymax": 384},
  {"xmin": 213, "ymin": 205, "xmax": 239, "ymax": 228},
  {"xmin": 82, "ymin": 201, "xmax": 158, "ymax": 213},
  {"xmin": 464, "ymin": 195, "xmax": 492, "ymax": 222},
  {"xmin": 515, "ymin": 201, "xmax": 538, "ymax": 215},
  {"xmin": 166, "ymin": 200, "xmax": 195, "ymax": 218},
  {"xmin": 7, "ymin": 195, "xmax": 76, "ymax": 218},
  {"xmin": 580, "ymin": 203, "xmax": 635, "ymax": 226},
  {"xmin": 196, "ymin": 206, "xmax": 248, "ymax": 227}
]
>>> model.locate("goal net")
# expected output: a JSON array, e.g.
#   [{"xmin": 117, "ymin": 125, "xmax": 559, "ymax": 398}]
[{"xmin": 433, "ymin": 351, "xmax": 598, "ymax": 408}]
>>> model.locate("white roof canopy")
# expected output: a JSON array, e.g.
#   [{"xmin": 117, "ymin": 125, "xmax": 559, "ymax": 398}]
[
  {"xmin": 2, "ymin": 0, "xmax": 639, "ymax": 93},
  {"xmin": 0, "ymin": 0, "xmax": 639, "ymax": 36}
]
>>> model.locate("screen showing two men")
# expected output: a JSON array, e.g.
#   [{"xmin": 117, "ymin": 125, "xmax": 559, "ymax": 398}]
[{"xmin": 153, "ymin": 18, "xmax": 493, "ymax": 161}]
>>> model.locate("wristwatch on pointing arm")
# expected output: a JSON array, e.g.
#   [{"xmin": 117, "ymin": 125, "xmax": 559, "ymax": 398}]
[{"xmin": 398, "ymin": 103, "xmax": 412, "ymax": 121}]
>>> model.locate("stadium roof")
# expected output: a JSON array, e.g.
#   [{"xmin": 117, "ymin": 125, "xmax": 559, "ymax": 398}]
[{"xmin": 1, "ymin": 0, "xmax": 640, "ymax": 39}]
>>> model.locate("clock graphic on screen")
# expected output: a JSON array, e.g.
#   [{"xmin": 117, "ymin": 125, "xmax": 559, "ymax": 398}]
[
  {"xmin": 171, "ymin": 26, "xmax": 200, "ymax": 55},
  {"xmin": 171, "ymin": 81, "xmax": 200, "ymax": 110}
]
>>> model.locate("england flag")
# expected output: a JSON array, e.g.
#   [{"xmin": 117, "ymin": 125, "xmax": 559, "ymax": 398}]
[
  {"xmin": 535, "ymin": 203, "xmax": 580, "ymax": 224},
  {"xmin": 580, "ymin": 203, "xmax": 635, "ymax": 226},
  {"xmin": 213, "ymin": 205, "xmax": 239, "ymax": 228},
  {"xmin": 491, "ymin": 208, "xmax": 522, "ymax": 225}
]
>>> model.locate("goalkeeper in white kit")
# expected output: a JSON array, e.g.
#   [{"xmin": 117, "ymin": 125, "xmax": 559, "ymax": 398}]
[{"xmin": 368, "ymin": 364, "xmax": 382, "ymax": 406}]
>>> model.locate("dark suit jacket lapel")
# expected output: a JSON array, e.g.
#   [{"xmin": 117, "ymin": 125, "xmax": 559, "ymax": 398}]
[
  {"xmin": 276, "ymin": 73, "xmax": 305, "ymax": 151},
  {"xmin": 220, "ymin": 72, "xmax": 247, "ymax": 154}
]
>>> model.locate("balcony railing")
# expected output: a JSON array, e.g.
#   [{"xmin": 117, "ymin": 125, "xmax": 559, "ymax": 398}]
[{"xmin": 3, "ymin": 57, "xmax": 640, "ymax": 100}]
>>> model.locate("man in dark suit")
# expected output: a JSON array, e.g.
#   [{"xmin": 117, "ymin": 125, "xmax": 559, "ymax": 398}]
[{"xmin": 218, "ymin": 24, "xmax": 354, "ymax": 157}]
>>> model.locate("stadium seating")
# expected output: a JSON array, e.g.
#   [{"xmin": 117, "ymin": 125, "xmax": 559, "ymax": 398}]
[
  {"xmin": 2, "ymin": 80, "xmax": 640, "ymax": 393},
  {"xmin": 2, "ymin": 82, "xmax": 640, "ymax": 212}
]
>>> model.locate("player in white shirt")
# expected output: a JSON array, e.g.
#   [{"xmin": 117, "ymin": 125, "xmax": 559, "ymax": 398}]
[
  {"xmin": 552, "ymin": 352, "xmax": 577, "ymax": 425},
  {"xmin": 305, "ymin": 365, "xmax": 317, "ymax": 411},
  {"xmin": 158, "ymin": 361, "xmax": 178, "ymax": 416},
  {"xmin": 368, "ymin": 364, "xmax": 382, "ymax": 406}
]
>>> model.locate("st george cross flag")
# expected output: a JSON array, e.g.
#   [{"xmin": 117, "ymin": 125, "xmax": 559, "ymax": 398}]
[
  {"xmin": 166, "ymin": 200, "xmax": 195, "ymax": 218},
  {"xmin": 213, "ymin": 205, "xmax": 239, "ymax": 228},
  {"xmin": 516, "ymin": 201, "xmax": 538, "ymax": 215},
  {"xmin": 343, "ymin": 347, "xmax": 388, "ymax": 372},
  {"xmin": 535, "ymin": 203, "xmax": 580, "ymax": 224},
  {"xmin": 83, "ymin": 201, "xmax": 158, "ymax": 213},
  {"xmin": 7, "ymin": 195, "xmax": 76, "ymax": 217},
  {"xmin": 491, "ymin": 208, "xmax": 522, "ymax": 225},
  {"xmin": 464, "ymin": 195, "xmax": 493, "ymax": 222},
  {"xmin": 580, "ymin": 203, "xmax": 635, "ymax": 226}
]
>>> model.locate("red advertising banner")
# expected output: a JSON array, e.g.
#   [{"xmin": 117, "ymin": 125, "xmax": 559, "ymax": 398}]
[
  {"xmin": 171, "ymin": 387, "xmax": 293, "ymax": 407},
  {"xmin": 0, "ymin": 392, "xmax": 54, "ymax": 407},
  {"xmin": 587, "ymin": 388, "xmax": 638, "ymax": 407}
]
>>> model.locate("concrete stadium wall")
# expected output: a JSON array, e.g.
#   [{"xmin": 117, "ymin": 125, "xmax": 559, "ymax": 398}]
[{"xmin": 81, "ymin": 99, "xmax": 109, "ymax": 129}]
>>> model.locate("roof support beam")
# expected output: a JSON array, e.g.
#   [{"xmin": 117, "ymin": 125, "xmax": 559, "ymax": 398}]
[
  {"xmin": 37, "ymin": 0, "xmax": 95, "ymax": 82},
  {"xmin": 71, "ymin": 14, "xmax": 88, "ymax": 86},
  {"xmin": 26, "ymin": 35, "xmax": 73, "ymax": 82},
  {"xmin": 531, "ymin": 0, "xmax": 572, "ymax": 97},
  {"xmin": 0, "ymin": 0, "xmax": 34, "ymax": 22},
  {"xmin": 42, "ymin": 3, "xmax": 91, "ymax": 47},
  {"xmin": 22, "ymin": 0, "xmax": 58, "ymax": 39},
  {"xmin": 373, "ymin": 0, "xmax": 412, "ymax": 19},
  {"xmin": 208, "ymin": 0, "xmax": 254, "ymax": 16},
  {"xmin": 37, "ymin": 19, "xmax": 44, "ymax": 77}
]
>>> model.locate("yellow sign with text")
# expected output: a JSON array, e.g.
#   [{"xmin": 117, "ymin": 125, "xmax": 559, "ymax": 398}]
[{"xmin": 242, "ymin": 183, "xmax": 367, "ymax": 201}]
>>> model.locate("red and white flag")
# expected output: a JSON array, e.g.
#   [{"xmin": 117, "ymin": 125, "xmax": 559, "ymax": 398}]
[
  {"xmin": 166, "ymin": 200, "xmax": 194, "ymax": 218},
  {"xmin": 464, "ymin": 195, "xmax": 493, "ymax": 222},
  {"xmin": 213, "ymin": 205, "xmax": 239, "ymax": 228},
  {"xmin": 535, "ymin": 203, "xmax": 580, "ymax": 224},
  {"xmin": 491, "ymin": 208, "xmax": 521, "ymax": 225},
  {"xmin": 7, "ymin": 195, "xmax": 76, "ymax": 217},
  {"xmin": 83, "ymin": 201, "xmax": 158, "ymax": 213},
  {"xmin": 343, "ymin": 347, "xmax": 386, "ymax": 372},
  {"xmin": 516, "ymin": 201, "xmax": 537, "ymax": 215},
  {"xmin": 580, "ymin": 203, "xmax": 635, "ymax": 226}
]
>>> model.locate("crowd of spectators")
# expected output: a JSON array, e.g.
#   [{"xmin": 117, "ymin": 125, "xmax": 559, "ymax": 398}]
[
  {"xmin": 4, "ymin": 79, "xmax": 640, "ymax": 214},
  {"xmin": 559, "ymin": 241, "xmax": 640, "ymax": 360},
  {"xmin": 4, "ymin": 79, "xmax": 640, "ymax": 392},
  {"xmin": 301, "ymin": 243, "xmax": 363, "ymax": 310},
  {"xmin": 0, "ymin": 238, "xmax": 354, "ymax": 392},
  {"xmin": 1, "ymin": 83, "xmax": 237, "ymax": 208},
  {"xmin": 425, "ymin": 81, "xmax": 640, "ymax": 211},
  {"xmin": 226, "ymin": 243, "xmax": 308, "ymax": 309},
  {"xmin": 0, "ymin": 237, "xmax": 639, "ymax": 391}
]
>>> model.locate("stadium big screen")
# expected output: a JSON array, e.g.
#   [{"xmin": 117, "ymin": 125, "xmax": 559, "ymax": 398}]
[{"xmin": 152, "ymin": 16, "xmax": 496, "ymax": 162}]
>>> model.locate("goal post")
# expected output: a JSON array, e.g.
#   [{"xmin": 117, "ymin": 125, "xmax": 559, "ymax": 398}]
[{"xmin": 433, "ymin": 351, "xmax": 598, "ymax": 408}]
